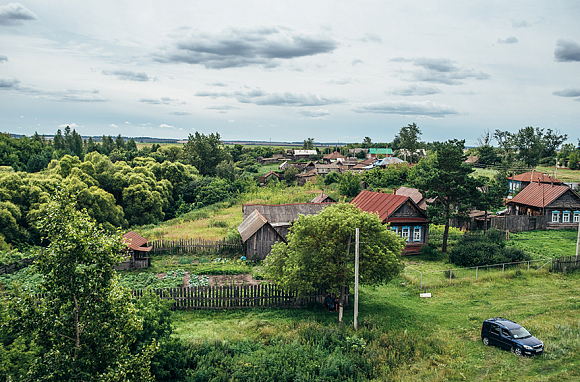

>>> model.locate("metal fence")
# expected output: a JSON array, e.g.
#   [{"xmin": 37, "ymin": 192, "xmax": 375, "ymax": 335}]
[{"xmin": 404, "ymin": 258, "xmax": 553, "ymax": 289}]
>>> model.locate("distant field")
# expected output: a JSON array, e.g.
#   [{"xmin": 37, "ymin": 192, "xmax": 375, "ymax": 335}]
[
  {"xmin": 536, "ymin": 166, "xmax": 580, "ymax": 183},
  {"xmin": 135, "ymin": 142, "xmax": 184, "ymax": 149}
]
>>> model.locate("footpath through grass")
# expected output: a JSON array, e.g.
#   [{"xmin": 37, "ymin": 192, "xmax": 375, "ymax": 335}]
[{"xmin": 172, "ymin": 271, "xmax": 580, "ymax": 381}]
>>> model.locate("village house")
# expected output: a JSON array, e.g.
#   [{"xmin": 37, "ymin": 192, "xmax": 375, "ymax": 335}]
[
  {"xmin": 258, "ymin": 171, "xmax": 282, "ymax": 186},
  {"xmin": 506, "ymin": 182, "xmax": 580, "ymax": 229},
  {"xmin": 508, "ymin": 171, "xmax": 563, "ymax": 194},
  {"xmin": 351, "ymin": 158, "xmax": 376, "ymax": 174},
  {"xmin": 350, "ymin": 190, "xmax": 429, "ymax": 254},
  {"xmin": 256, "ymin": 154, "xmax": 285, "ymax": 165},
  {"xmin": 296, "ymin": 169, "xmax": 318, "ymax": 186},
  {"xmin": 115, "ymin": 231, "xmax": 152, "ymax": 270},
  {"xmin": 293, "ymin": 149, "xmax": 318, "ymax": 160},
  {"xmin": 322, "ymin": 151, "xmax": 346, "ymax": 164},
  {"xmin": 393, "ymin": 186, "xmax": 434, "ymax": 211},
  {"xmin": 311, "ymin": 192, "xmax": 336, "ymax": 204},
  {"xmin": 367, "ymin": 148, "xmax": 393, "ymax": 159},
  {"xmin": 238, "ymin": 203, "xmax": 332, "ymax": 259}
]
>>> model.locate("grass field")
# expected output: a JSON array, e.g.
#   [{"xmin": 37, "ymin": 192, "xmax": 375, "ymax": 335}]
[
  {"xmin": 171, "ymin": 270, "xmax": 580, "ymax": 381},
  {"xmin": 508, "ymin": 229, "xmax": 580, "ymax": 259}
]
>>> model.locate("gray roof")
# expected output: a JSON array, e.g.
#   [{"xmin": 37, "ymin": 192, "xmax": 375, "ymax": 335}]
[
  {"xmin": 242, "ymin": 203, "xmax": 331, "ymax": 224},
  {"xmin": 237, "ymin": 209, "xmax": 268, "ymax": 242}
]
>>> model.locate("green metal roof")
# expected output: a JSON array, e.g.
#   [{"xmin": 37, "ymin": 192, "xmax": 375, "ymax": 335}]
[{"xmin": 369, "ymin": 148, "xmax": 393, "ymax": 154}]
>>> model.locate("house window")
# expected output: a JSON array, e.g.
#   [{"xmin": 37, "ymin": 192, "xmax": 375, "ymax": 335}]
[
  {"xmin": 391, "ymin": 226, "xmax": 399, "ymax": 237},
  {"xmin": 551, "ymin": 211, "xmax": 560, "ymax": 223},
  {"xmin": 401, "ymin": 226, "xmax": 410, "ymax": 242},
  {"xmin": 413, "ymin": 226, "xmax": 422, "ymax": 242},
  {"xmin": 574, "ymin": 211, "xmax": 580, "ymax": 223},
  {"xmin": 563, "ymin": 211, "xmax": 571, "ymax": 223}
]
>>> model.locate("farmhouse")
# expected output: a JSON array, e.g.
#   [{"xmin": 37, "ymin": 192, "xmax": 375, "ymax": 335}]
[
  {"xmin": 115, "ymin": 231, "xmax": 152, "ymax": 270},
  {"xmin": 238, "ymin": 203, "xmax": 332, "ymax": 259},
  {"xmin": 258, "ymin": 171, "xmax": 282, "ymax": 186},
  {"xmin": 508, "ymin": 171, "xmax": 562, "ymax": 194},
  {"xmin": 293, "ymin": 149, "xmax": 318, "ymax": 160},
  {"xmin": 351, "ymin": 190, "xmax": 429, "ymax": 254},
  {"xmin": 506, "ymin": 182, "xmax": 580, "ymax": 229}
]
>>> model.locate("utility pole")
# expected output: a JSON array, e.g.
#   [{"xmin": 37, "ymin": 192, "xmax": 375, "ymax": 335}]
[
  {"xmin": 354, "ymin": 228, "xmax": 360, "ymax": 330},
  {"xmin": 576, "ymin": 217, "xmax": 579, "ymax": 261}
]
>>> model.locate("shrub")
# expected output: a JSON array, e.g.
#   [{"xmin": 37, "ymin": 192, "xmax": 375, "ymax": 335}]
[
  {"xmin": 420, "ymin": 244, "xmax": 445, "ymax": 261},
  {"xmin": 449, "ymin": 229, "xmax": 530, "ymax": 267}
]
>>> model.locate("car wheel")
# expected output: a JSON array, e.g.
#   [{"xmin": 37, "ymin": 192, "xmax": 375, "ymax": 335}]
[
  {"xmin": 513, "ymin": 347, "xmax": 523, "ymax": 356},
  {"xmin": 482, "ymin": 337, "xmax": 490, "ymax": 346}
]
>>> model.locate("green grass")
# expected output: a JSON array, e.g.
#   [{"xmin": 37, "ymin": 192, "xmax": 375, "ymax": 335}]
[
  {"xmin": 536, "ymin": 166, "xmax": 580, "ymax": 183},
  {"xmin": 171, "ymin": 271, "xmax": 580, "ymax": 381},
  {"xmin": 508, "ymin": 229, "xmax": 579, "ymax": 259}
]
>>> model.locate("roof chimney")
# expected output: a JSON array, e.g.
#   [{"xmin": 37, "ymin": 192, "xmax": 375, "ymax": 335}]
[{"xmin": 393, "ymin": 187, "xmax": 397, "ymax": 195}]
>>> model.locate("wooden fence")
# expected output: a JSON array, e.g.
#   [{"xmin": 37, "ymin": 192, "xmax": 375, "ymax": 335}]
[
  {"xmin": 554, "ymin": 256, "xmax": 580, "ymax": 273},
  {"xmin": 32, "ymin": 285, "xmax": 347, "ymax": 310},
  {"xmin": 0, "ymin": 257, "xmax": 37, "ymax": 275},
  {"xmin": 147, "ymin": 238, "xmax": 243, "ymax": 255}
]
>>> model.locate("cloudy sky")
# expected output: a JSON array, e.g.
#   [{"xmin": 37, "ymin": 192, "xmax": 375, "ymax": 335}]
[{"xmin": 1, "ymin": 1, "xmax": 579, "ymax": 145}]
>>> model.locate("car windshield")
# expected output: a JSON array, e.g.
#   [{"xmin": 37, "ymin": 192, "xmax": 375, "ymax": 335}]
[{"xmin": 510, "ymin": 327, "xmax": 531, "ymax": 339}]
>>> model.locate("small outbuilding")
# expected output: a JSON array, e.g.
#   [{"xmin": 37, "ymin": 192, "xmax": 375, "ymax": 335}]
[{"xmin": 116, "ymin": 231, "xmax": 152, "ymax": 270}]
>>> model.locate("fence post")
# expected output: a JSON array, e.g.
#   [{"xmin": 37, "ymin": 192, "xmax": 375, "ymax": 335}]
[
  {"xmin": 420, "ymin": 273, "xmax": 423, "ymax": 288},
  {"xmin": 449, "ymin": 269, "xmax": 452, "ymax": 285},
  {"xmin": 527, "ymin": 261, "xmax": 529, "ymax": 272},
  {"xmin": 476, "ymin": 266, "xmax": 478, "ymax": 281},
  {"xmin": 502, "ymin": 264, "xmax": 504, "ymax": 278},
  {"xmin": 551, "ymin": 258, "xmax": 553, "ymax": 270}
]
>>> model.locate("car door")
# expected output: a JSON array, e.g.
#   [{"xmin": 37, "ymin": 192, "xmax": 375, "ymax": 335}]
[
  {"xmin": 499, "ymin": 328, "xmax": 514, "ymax": 349},
  {"xmin": 488, "ymin": 323, "xmax": 502, "ymax": 346}
]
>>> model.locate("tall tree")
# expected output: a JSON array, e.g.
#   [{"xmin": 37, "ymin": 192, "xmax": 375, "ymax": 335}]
[
  {"xmin": 302, "ymin": 137, "xmax": 315, "ymax": 150},
  {"xmin": 183, "ymin": 132, "xmax": 228, "ymax": 176},
  {"xmin": 265, "ymin": 203, "xmax": 404, "ymax": 321},
  {"xmin": 8, "ymin": 187, "xmax": 156, "ymax": 381},
  {"xmin": 397, "ymin": 123, "xmax": 422, "ymax": 163},
  {"xmin": 115, "ymin": 134, "xmax": 126, "ymax": 150},
  {"xmin": 410, "ymin": 139, "xmax": 481, "ymax": 252}
]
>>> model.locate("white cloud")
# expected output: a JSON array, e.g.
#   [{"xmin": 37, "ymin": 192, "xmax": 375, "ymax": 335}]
[
  {"xmin": 352, "ymin": 100, "xmax": 458, "ymax": 118},
  {"xmin": 58, "ymin": 123, "xmax": 79, "ymax": 128},
  {"xmin": 109, "ymin": 123, "xmax": 118, "ymax": 127},
  {"xmin": 159, "ymin": 123, "xmax": 174, "ymax": 128}
]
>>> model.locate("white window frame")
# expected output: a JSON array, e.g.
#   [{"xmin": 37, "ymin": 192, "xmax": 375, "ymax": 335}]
[
  {"xmin": 401, "ymin": 226, "xmax": 410, "ymax": 242},
  {"xmin": 551, "ymin": 211, "xmax": 560, "ymax": 223},
  {"xmin": 413, "ymin": 226, "xmax": 422, "ymax": 242},
  {"xmin": 563, "ymin": 211, "xmax": 570, "ymax": 223},
  {"xmin": 574, "ymin": 211, "xmax": 580, "ymax": 223}
]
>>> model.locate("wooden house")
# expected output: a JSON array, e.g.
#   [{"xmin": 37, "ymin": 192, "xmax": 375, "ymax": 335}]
[
  {"xmin": 115, "ymin": 231, "xmax": 152, "ymax": 270},
  {"xmin": 311, "ymin": 192, "xmax": 336, "ymax": 204},
  {"xmin": 258, "ymin": 171, "xmax": 282, "ymax": 186},
  {"xmin": 238, "ymin": 203, "xmax": 332, "ymax": 259},
  {"xmin": 296, "ymin": 169, "xmax": 317, "ymax": 186},
  {"xmin": 508, "ymin": 171, "xmax": 562, "ymax": 194},
  {"xmin": 350, "ymin": 190, "xmax": 429, "ymax": 254},
  {"xmin": 506, "ymin": 182, "xmax": 580, "ymax": 229}
]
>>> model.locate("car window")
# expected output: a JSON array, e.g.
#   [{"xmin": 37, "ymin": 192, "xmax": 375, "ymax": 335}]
[
  {"xmin": 501, "ymin": 328, "xmax": 510, "ymax": 337},
  {"xmin": 511, "ymin": 326, "xmax": 531, "ymax": 339},
  {"xmin": 490, "ymin": 324, "xmax": 500, "ymax": 335}
]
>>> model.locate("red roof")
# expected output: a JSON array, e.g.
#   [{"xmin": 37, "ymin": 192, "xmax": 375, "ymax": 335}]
[
  {"xmin": 509, "ymin": 172, "xmax": 562, "ymax": 184},
  {"xmin": 323, "ymin": 151, "xmax": 346, "ymax": 160},
  {"xmin": 350, "ymin": 190, "xmax": 409, "ymax": 222},
  {"xmin": 122, "ymin": 231, "xmax": 152, "ymax": 252},
  {"xmin": 509, "ymin": 183, "xmax": 570, "ymax": 208}
]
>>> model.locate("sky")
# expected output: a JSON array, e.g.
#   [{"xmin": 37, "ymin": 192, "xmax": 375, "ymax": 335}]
[{"xmin": 0, "ymin": 0, "xmax": 579, "ymax": 146}]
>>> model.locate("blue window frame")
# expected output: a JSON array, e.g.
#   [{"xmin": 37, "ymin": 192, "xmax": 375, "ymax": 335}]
[
  {"xmin": 401, "ymin": 226, "xmax": 410, "ymax": 242},
  {"xmin": 391, "ymin": 226, "xmax": 399, "ymax": 236},
  {"xmin": 413, "ymin": 226, "xmax": 422, "ymax": 242},
  {"xmin": 551, "ymin": 211, "xmax": 560, "ymax": 223},
  {"xmin": 563, "ymin": 211, "xmax": 571, "ymax": 223}
]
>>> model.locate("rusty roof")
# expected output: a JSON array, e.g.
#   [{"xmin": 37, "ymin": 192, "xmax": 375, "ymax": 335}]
[
  {"xmin": 509, "ymin": 171, "xmax": 562, "ymax": 184},
  {"xmin": 122, "ymin": 231, "xmax": 152, "ymax": 252},
  {"xmin": 509, "ymin": 182, "xmax": 571, "ymax": 208},
  {"xmin": 323, "ymin": 151, "xmax": 346, "ymax": 160},
  {"xmin": 395, "ymin": 186, "xmax": 435, "ymax": 210},
  {"xmin": 350, "ymin": 190, "xmax": 409, "ymax": 222}
]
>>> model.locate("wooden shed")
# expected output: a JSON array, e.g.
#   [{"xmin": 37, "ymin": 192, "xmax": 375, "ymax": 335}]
[
  {"xmin": 238, "ymin": 203, "xmax": 332, "ymax": 259},
  {"xmin": 115, "ymin": 231, "xmax": 152, "ymax": 270}
]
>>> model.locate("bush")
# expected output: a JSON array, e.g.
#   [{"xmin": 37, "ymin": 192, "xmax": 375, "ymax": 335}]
[
  {"xmin": 449, "ymin": 229, "xmax": 530, "ymax": 267},
  {"xmin": 420, "ymin": 244, "xmax": 445, "ymax": 261}
]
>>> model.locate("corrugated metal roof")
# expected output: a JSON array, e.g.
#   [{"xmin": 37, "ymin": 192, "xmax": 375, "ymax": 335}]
[
  {"xmin": 509, "ymin": 172, "xmax": 562, "ymax": 184},
  {"xmin": 369, "ymin": 148, "xmax": 393, "ymax": 154},
  {"xmin": 237, "ymin": 209, "xmax": 268, "ymax": 242},
  {"xmin": 294, "ymin": 150, "xmax": 317, "ymax": 155},
  {"xmin": 376, "ymin": 157, "xmax": 405, "ymax": 166},
  {"xmin": 395, "ymin": 186, "xmax": 434, "ymax": 210},
  {"xmin": 509, "ymin": 182, "xmax": 570, "ymax": 208},
  {"xmin": 122, "ymin": 231, "xmax": 150, "ymax": 251},
  {"xmin": 350, "ymin": 190, "xmax": 409, "ymax": 222}
]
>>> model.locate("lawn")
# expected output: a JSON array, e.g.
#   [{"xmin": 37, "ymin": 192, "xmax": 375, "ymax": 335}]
[
  {"xmin": 508, "ymin": 229, "xmax": 580, "ymax": 259},
  {"xmin": 171, "ymin": 270, "xmax": 580, "ymax": 381}
]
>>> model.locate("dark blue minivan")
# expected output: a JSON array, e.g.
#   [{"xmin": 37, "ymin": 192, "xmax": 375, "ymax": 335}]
[{"xmin": 481, "ymin": 318, "xmax": 543, "ymax": 356}]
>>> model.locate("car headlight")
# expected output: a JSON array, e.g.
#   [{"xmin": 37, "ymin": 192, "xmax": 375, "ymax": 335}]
[{"xmin": 523, "ymin": 345, "xmax": 533, "ymax": 350}]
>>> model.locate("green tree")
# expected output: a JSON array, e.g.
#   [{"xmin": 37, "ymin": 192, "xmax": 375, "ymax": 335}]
[
  {"xmin": 8, "ymin": 187, "xmax": 156, "ymax": 381},
  {"xmin": 396, "ymin": 123, "xmax": 422, "ymax": 163},
  {"xmin": 183, "ymin": 132, "xmax": 228, "ymax": 176},
  {"xmin": 284, "ymin": 166, "xmax": 299, "ymax": 183},
  {"xmin": 410, "ymin": 139, "xmax": 481, "ymax": 252},
  {"xmin": 568, "ymin": 151, "xmax": 580, "ymax": 170},
  {"xmin": 362, "ymin": 136, "xmax": 372, "ymax": 148},
  {"xmin": 475, "ymin": 177, "xmax": 507, "ymax": 233},
  {"xmin": 302, "ymin": 137, "xmax": 315, "ymax": 150},
  {"xmin": 265, "ymin": 203, "xmax": 404, "ymax": 320},
  {"xmin": 558, "ymin": 143, "xmax": 576, "ymax": 167},
  {"xmin": 338, "ymin": 171, "xmax": 361, "ymax": 197},
  {"xmin": 126, "ymin": 138, "xmax": 138, "ymax": 152}
]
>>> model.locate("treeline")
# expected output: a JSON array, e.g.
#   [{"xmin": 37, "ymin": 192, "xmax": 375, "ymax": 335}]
[{"xmin": 0, "ymin": 129, "xmax": 298, "ymax": 248}]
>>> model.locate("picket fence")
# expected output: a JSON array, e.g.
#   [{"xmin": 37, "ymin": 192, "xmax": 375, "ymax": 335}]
[
  {"xmin": 33, "ymin": 285, "xmax": 347, "ymax": 310},
  {"xmin": 147, "ymin": 238, "xmax": 243, "ymax": 255},
  {"xmin": 554, "ymin": 256, "xmax": 580, "ymax": 273}
]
